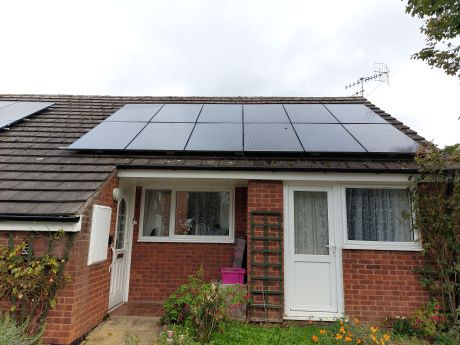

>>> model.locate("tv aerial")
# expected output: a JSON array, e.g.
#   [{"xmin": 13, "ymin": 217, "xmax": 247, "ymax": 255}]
[{"xmin": 345, "ymin": 63, "xmax": 390, "ymax": 97}]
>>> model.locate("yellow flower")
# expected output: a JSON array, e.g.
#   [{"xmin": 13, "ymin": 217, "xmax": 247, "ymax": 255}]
[
  {"xmin": 336, "ymin": 334, "xmax": 343, "ymax": 340},
  {"xmin": 380, "ymin": 339, "xmax": 385, "ymax": 345},
  {"xmin": 320, "ymin": 329, "xmax": 327, "ymax": 335},
  {"xmin": 383, "ymin": 334, "xmax": 390, "ymax": 341},
  {"xmin": 371, "ymin": 335, "xmax": 377, "ymax": 343},
  {"xmin": 370, "ymin": 326, "xmax": 378, "ymax": 334},
  {"xmin": 357, "ymin": 340, "xmax": 362, "ymax": 344},
  {"xmin": 312, "ymin": 335, "xmax": 319, "ymax": 343},
  {"xmin": 340, "ymin": 321, "xmax": 344, "ymax": 325},
  {"xmin": 345, "ymin": 336, "xmax": 352, "ymax": 342},
  {"xmin": 340, "ymin": 326, "xmax": 346, "ymax": 333}
]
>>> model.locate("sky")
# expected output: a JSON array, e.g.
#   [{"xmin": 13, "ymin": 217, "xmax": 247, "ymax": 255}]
[{"xmin": 0, "ymin": 0, "xmax": 458, "ymax": 147}]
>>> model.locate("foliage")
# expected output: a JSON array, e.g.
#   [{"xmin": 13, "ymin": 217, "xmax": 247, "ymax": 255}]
[
  {"xmin": 405, "ymin": 0, "xmax": 460, "ymax": 77},
  {"xmin": 384, "ymin": 316, "xmax": 417, "ymax": 337},
  {"xmin": 162, "ymin": 267, "xmax": 248, "ymax": 343},
  {"xmin": 311, "ymin": 319, "xmax": 392, "ymax": 345},
  {"xmin": 0, "ymin": 231, "xmax": 72, "ymax": 334},
  {"xmin": 407, "ymin": 144, "xmax": 460, "ymax": 325},
  {"xmin": 122, "ymin": 332, "xmax": 140, "ymax": 345},
  {"xmin": 0, "ymin": 312, "xmax": 44, "ymax": 345},
  {"xmin": 158, "ymin": 326, "xmax": 198, "ymax": 345},
  {"xmin": 411, "ymin": 300, "xmax": 449, "ymax": 338},
  {"xmin": 433, "ymin": 325, "xmax": 460, "ymax": 344}
]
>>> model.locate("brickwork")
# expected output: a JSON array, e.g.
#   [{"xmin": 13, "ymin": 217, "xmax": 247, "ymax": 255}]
[
  {"xmin": 246, "ymin": 180, "xmax": 284, "ymax": 321},
  {"xmin": 128, "ymin": 186, "xmax": 248, "ymax": 302},
  {"xmin": 343, "ymin": 249, "xmax": 429, "ymax": 321},
  {"xmin": 0, "ymin": 172, "xmax": 119, "ymax": 344}
]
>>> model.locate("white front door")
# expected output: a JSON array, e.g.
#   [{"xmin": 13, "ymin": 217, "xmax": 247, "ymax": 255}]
[
  {"xmin": 109, "ymin": 188, "xmax": 133, "ymax": 309},
  {"xmin": 285, "ymin": 186, "xmax": 342, "ymax": 320}
]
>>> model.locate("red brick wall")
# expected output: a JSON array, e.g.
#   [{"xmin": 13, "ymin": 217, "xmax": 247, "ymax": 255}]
[
  {"xmin": 343, "ymin": 249, "xmax": 429, "ymax": 321},
  {"xmin": 246, "ymin": 180, "xmax": 284, "ymax": 321},
  {"xmin": 0, "ymin": 172, "xmax": 119, "ymax": 344},
  {"xmin": 128, "ymin": 186, "xmax": 248, "ymax": 302}
]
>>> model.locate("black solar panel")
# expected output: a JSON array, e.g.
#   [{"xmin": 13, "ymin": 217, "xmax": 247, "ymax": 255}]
[
  {"xmin": 198, "ymin": 104, "xmax": 242, "ymax": 122},
  {"xmin": 294, "ymin": 124, "xmax": 365, "ymax": 152},
  {"xmin": 105, "ymin": 104, "xmax": 163, "ymax": 122},
  {"xmin": 126, "ymin": 123, "xmax": 194, "ymax": 151},
  {"xmin": 285, "ymin": 104, "xmax": 338, "ymax": 123},
  {"xmin": 0, "ymin": 101, "xmax": 54, "ymax": 130},
  {"xmin": 244, "ymin": 123, "xmax": 303, "ymax": 151},
  {"xmin": 186, "ymin": 123, "xmax": 242, "ymax": 151},
  {"xmin": 344, "ymin": 124, "xmax": 419, "ymax": 153},
  {"xmin": 244, "ymin": 104, "xmax": 289, "ymax": 122},
  {"xmin": 68, "ymin": 122, "xmax": 145, "ymax": 150},
  {"xmin": 151, "ymin": 104, "xmax": 202, "ymax": 122},
  {"xmin": 325, "ymin": 104, "xmax": 387, "ymax": 123}
]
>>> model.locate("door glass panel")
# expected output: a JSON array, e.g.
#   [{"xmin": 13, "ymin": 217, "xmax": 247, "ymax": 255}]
[
  {"xmin": 294, "ymin": 191, "xmax": 329, "ymax": 255},
  {"xmin": 115, "ymin": 199, "xmax": 127, "ymax": 249}
]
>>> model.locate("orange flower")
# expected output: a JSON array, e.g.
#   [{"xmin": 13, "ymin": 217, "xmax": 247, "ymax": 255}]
[
  {"xmin": 370, "ymin": 326, "xmax": 378, "ymax": 333},
  {"xmin": 320, "ymin": 329, "xmax": 327, "ymax": 335},
  {"xmin": 336, "ymin": 334, "xmax": 343, "ymax": 340},
  {"xmin": 357, "ymin": 339, "xmax": 362, "ymax": 344},
  {"xmin": 340, "ymin": 326, "xmax": 346, "ymax": 333},
  {"xmin": 353, "ymin": 318, "xmax": 360, "ymax": 325},
  {"xmin": 383, "ymin": 334, "xmax": 390, "ymax": 341},
  {"xmin": 312, "ymin": 335, "xmax": 319, "ymax": 343},
  {"xmin": 345, "ymin": 336, "xmax": 352, "ymax": 342}
]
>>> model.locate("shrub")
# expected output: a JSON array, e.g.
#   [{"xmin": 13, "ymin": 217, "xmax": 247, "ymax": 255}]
[
  {"xmin": 158, "ymin": 325, "xmax": 198, "ymax": 345},
  {"xmin": 162, "ymin": 267, "xmax": 247, "ymax": 343},
  {"xmin": 410, "ymin": 300, "xmax": 449, "ymax": 339},
  {"xmin": 0, "ymin": 313, "xmax": 44, "ymax": 345},
  {"xmin": 384, "ymin": 316, "xmax": 416, "ymax": 337}
]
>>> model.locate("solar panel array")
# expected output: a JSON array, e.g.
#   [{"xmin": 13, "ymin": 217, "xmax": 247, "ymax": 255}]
[
  {"xmin": 68, "ymin": 103, "xmax": 420, "ymax": 153},
  {"xmin": 0, "ymin": 101, "xmax": 54, "ymax": 130}
]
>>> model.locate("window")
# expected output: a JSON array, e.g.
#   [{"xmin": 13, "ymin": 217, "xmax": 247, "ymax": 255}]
[
  {"xmin": 345, "ymin": 187, "xmax": 413, "ymax": 243},
  {"xmin": 139, "ymin": 187, "xmax": 233, "ymax": 243}
]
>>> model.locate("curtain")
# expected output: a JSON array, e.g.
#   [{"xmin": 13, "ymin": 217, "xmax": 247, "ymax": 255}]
[
  {"xmin": 186, "ymin": 192, "xmax": 230, "ymax": 236},
  {"xmin": 294, "ymin": 191, "xmax": 329, "ymax": 255},
  {"xmin": 115, "ymin": 199, "xmax": 126, "ymax": 249},
  {"xmin": 346, "ymin": 188, "xmax": 412, "ymax": 242},
  {"xmin": 143, "ymin": 190, "xmax": 171, "ymax": 236}
]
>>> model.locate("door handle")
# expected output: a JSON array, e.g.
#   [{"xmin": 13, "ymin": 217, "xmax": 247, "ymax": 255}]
[{"xmin": 324, "ymin": 244, "xmax": 336, "ymax": 255}]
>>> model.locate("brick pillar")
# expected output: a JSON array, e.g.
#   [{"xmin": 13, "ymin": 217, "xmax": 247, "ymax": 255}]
[{"xmin": 247, "ymin": 180, "xmax": 284, "ymax": 321}]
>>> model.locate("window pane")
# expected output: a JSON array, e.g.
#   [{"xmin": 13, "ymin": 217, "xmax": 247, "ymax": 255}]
[
  {"xmin": 142, "ymin": 190, "xmax": 171, "ymax": 237},
  {"xmin": 346, "ymin": 188, "xmax": 412, "ymax": 242},
  {"xmin": 175, "ymin": 191, "xmax": 230, "ymax": 236},
  {"xmin": 294, "ymin": 191, "xmax": 329, "ymax": 255},
  {"xmin": 115, "ymin": 199, "xmax": 127, "ymax": 249}
]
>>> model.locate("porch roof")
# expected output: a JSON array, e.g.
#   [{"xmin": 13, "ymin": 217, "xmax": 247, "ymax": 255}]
[{"xmin": 0, "ymin": 94, "xmax": 427, "ymax": 218}]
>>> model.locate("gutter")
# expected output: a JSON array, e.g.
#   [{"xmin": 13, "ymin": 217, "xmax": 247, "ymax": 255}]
[{"xmin": 0, "ymin": 214, "xmax": 80, "ymax": 223}]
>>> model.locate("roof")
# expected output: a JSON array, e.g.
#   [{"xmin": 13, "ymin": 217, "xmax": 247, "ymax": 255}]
[{"xmin": 0, "ymin": 94, "xmax": 427, "ymax": 218}]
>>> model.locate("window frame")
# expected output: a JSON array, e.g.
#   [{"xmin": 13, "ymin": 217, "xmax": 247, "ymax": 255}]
[
  {"xmin": 341, "ymin": 184, "xmax": 421, "ymax": 251},
  {"xmin": 138, "ymin": 184, "xmax": 235, "ymax": 243}
]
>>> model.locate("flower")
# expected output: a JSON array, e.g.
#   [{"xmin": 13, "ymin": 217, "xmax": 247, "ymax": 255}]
[
  {"xmin": 340, "ymin": 326, "xmax": 346, "ymax": 333},
  {"xmin": 383, "ymin": 334, "xmax": 390, "ymax": 341},
  {"xmin": 167, "ymin": 330, "xmax": 174, "ymax": 338},
  {"xmin": 353, "ymin": 318, "xmax": 360, "ymax": 325},
  {"xmin": 357, "ymin": 339, "xmax": 362, "ymax": 344},
  {"xmin": 370, "ymin": 326, "xmax": 378, "ymax": 333},
  {"xmin": 312, "ymin": 335, "xmax": 319, "ymax": 343},
  {"xmin": 320, "ymin": 329, "xmax": 327, "ymax": 335},
  {"xmin": 345, "ymin": 336, "xmax": 352, "ymax": 342},
  {"xmin": 336, "ymin": 334, "xmax": 343, "ymax": 340}
]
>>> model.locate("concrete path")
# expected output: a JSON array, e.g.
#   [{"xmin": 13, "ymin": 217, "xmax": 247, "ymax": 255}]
[{"xmin": 81, "ymin": 316, "xmax": 162, "ymax": 345}]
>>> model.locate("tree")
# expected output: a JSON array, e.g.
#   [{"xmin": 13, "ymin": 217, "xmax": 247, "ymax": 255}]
[{"xmin": 405, "ymin": 0, "xmax": 460, "ymax": 78}]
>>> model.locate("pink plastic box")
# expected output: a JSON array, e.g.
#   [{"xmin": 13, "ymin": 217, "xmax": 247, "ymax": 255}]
[{"xmin": 220, "ymin": 267, "xmax": 246, "ymax": 284}]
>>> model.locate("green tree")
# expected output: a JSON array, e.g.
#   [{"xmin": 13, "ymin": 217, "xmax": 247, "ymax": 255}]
[{"xmin": 405, "ymin": 0, "xmax": 460, "ymax": 77}]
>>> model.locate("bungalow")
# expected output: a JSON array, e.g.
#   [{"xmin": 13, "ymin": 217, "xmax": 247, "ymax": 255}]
[{"xmin": 0, "ymin": 95, "xmax": 429, "ymax": 344}]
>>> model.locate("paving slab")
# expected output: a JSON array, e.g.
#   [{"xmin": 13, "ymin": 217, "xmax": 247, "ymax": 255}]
[{"xmin": 81, "ymin": 316, "xmax": 162, "ymax": 345}]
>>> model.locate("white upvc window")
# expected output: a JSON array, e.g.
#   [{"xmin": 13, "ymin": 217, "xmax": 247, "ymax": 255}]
[
  {"xmin": 139, "ymin": 185, "xmax": 234, "ymax": 243},
  {"xmin": 342, "ymin": 185, "xmax": 420, "ymax": 251}
]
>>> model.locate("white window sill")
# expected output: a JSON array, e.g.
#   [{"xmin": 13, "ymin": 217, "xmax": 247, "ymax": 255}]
[
  {"xmin": 342, "ymin": 241, "xmax": 422, "ymax": 252},
  {"xmin": 138, "ymin": 236, "xmax": 235, "ymax": 244}
]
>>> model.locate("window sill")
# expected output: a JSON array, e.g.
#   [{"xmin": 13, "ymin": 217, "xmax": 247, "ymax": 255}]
[
  {"xmin": 138, "ymin": 236, "xmax": 235, "ymax": 244},
  {"xmin": 342, "ymin": 242, "xmax": 422, "ymax": 252}
]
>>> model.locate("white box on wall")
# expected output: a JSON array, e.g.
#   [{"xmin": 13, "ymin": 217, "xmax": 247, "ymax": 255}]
[{"xmin": 87, "ymin": 205, "xmax": 112, "ymax": 266}]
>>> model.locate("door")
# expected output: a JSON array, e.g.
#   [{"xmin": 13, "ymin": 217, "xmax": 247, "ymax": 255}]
[
  {"xmin": 285, "ymin": 186, "xmax": 340, "ymax": 319},
  {"xmin": 109, "ymin": 188, "xmax": 133, "ymax": 309}
]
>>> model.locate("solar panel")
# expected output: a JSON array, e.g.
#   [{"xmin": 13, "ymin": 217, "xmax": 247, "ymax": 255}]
[
  {"xmin": 344, "ymin": 124, "xmax": 419, "ymax": 153},
  {"xmin": 126, "ymin": 123, "xmax": 194, "ymax": 151},
  {"xmin": 151, "ymin": 104, "xmax": 202, "ymax": 122},
  {"xmin": 244, "ymin": 123, "xmax": 303, "ymax": 151},
  {"xmin": 244, "ymin": 104, "xmax": 289, "ymax": 122},
  {"xmin": 285, "ymin": 104, "xmax": 338, "ymax": 123},
  {"xmin": 68, "ymin": 122, "xmax": 145, "ymax": 150},
  {"xmin": 325, "ymin": 104, "xmax": 387, "ymax": 123},
  {"xmin": 197, "ymin": 104, "xmax": 242, "ymax": 122},
  {"xmin": 0, "ymin": 101, "xmax": 14, "ymax": 109},
  {"xmin": 293, "ymin": 124, "xmax": 365, "ymax": 152},
  {"xmin": 105, "ymin": 104, "xmax": 163, "ymax": 122},
  {"xmin": 186, "ymin": 123, "xmax": 242, "ymax": 151},
  {"xmin": 0, "ymin": 101, "xmax": 54, "ymax": 130}
]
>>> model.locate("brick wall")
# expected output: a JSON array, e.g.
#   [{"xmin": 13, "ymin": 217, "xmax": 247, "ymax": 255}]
[
  {"xmin": 0, "ymin": 172, "xmax": 119, "ymax": 344},
  {"xmin": 246, "ymin": 180, "xmax": 284, "ymax": 321},
  {"xmin": 343, "ymin": 249, "xmax": 429, "ymax": 321},
  {"xmin": 128, "ymin": 186, "xmax": 248, "ymax": 302}
]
